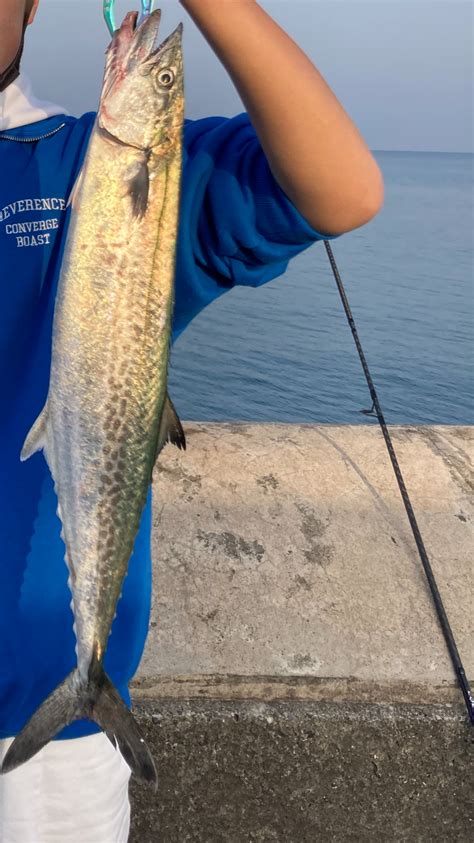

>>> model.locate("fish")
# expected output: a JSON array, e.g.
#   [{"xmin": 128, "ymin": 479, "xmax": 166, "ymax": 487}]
[{"xmin": 0, "ymin": 9, "xmax": 185, "ymax": 786}]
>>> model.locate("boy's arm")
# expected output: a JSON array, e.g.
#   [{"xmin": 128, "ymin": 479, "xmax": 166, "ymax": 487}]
[{"xmin": 180, "ymin": 0, "xmax": 384, "ymax": 236}]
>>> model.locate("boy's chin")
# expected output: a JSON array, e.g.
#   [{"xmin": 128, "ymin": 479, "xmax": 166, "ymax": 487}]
[
  {"xmin": 0, "ymin": 50, "xmax": 18, "ymax": 75},
  {"xmin": 0, "ymin": 37, "xmax": 25, "ymax": 91}
]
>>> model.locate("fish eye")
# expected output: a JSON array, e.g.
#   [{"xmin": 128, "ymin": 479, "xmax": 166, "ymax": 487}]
[{"xmin": 157, "ymin": 68, "xmax": 175, "ymax": 88}]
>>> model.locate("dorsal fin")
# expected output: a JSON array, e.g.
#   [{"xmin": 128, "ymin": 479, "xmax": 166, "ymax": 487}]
[{"xmin": 21, "ymin": 402, "xmax": 49, "ymax": 462}]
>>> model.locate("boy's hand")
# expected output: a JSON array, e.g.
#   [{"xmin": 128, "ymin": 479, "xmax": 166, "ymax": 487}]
[{"xmin": 179, "ymin": 0, "xmax": 383, "ymax": 235}]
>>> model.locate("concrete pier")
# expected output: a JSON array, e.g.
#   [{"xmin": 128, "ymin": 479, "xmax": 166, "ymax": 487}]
[{"xmin": 129, "ymin": 424, "xmax": 473, "ymax": 841}]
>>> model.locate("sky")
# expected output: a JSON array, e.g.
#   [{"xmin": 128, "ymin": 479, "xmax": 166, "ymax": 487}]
[{"xmin": 22, "ymin": 0, "xmax": 473, "ymax": 153}]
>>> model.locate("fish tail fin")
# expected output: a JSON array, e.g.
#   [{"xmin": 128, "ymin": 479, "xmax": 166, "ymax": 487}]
[
  {"xmin": 0, "ymin": 670, "xmax": 81, "ymax": 774},
  {"xmin": 0, "ymin": 666, "xmax": 157, "ymax": 788},
  {"xmin": 91, "ymin": 667, "xmax": 157, "ymax": 788}
]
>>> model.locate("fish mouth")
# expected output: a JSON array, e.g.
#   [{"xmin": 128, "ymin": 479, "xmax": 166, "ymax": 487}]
[
  {"xmin": 130, "ymin": 9, "xmax": 162, "ymax": 62},
  {"xmin": 115, "ymin": 9, "xmax": 182, "ymax": 65}
]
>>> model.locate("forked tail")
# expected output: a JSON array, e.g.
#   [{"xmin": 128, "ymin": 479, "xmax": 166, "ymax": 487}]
[{"xmin": 0, "ymin": 661, "xmax": 157, "ymax": 787}]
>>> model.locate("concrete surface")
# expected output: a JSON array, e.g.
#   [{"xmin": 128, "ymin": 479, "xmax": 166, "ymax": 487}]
[
  {"xmin": 129, "ymin": 700, "xmax": 472, "ymax": 843},
  {"xmin": 129, "ymin": 423, "xmax": 473, "ymax": 841},
  {"xmin": 137, "ymin": 423, "xmax": 473, "ymax": 687}
]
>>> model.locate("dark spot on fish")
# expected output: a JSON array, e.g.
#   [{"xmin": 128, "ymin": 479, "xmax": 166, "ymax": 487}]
[
  {"xmin": 100, "ymin": 473, "xmax": 112, "ymax": 486},
  {"xmin": 117, "ymin": 460, "xmax": 125, "ymax": 471},
  {"xmin": 113, "ymin": 418, "xmax": 121, "ymax": 431},
  {"xmin": 105, "ymin": 461, "xmax": 114, "ymax": 472},
  {"xmin": 103, "ymin": 445, "xmax": 111, "ymax": 456},
  {"xmin": 114, "ymin": 471, "xmax": 122, "ymax": 482},
  {"xmin": 120, "ymin": 399, "xmax": 127, "ymax": 414}
]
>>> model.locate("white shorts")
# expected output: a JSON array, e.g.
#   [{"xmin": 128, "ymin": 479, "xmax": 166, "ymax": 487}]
[{"xmin": 0, "ymin": 733, "xmax": 131, "ymax": 843}]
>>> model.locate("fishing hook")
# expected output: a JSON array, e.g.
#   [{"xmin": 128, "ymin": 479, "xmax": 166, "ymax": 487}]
[{"xmin": 103, "ymin": 0, "xmax": 155, "ymax": 37}]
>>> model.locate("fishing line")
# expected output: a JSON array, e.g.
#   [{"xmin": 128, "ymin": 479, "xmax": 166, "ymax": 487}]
[{"xmin": 323, "ymin": 240, "xmax": 473, "ymax": 725}]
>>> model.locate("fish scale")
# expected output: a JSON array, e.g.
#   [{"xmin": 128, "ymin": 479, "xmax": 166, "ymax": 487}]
[{"xmin": 0, "ymin": 10, "xmax": 185, "ymax": 785}]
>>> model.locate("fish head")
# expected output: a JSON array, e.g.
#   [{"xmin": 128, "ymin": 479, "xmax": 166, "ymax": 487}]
[{"xmin": 98, "ymin": 10, "xmax": 184, "ymax": 152}]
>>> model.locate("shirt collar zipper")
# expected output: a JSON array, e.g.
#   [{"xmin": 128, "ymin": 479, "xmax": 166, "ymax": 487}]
[{"xmin": 0, "ymin": 122, "xmax": 67, "ymax": 143}]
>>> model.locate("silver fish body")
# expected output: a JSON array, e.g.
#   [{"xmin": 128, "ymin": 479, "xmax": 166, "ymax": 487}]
[{"xmin": 1, "ymin": 10, "xmax": 185, "ymax": 785}]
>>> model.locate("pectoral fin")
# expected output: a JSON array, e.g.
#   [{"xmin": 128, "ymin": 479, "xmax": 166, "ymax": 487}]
[
  {"xmin": 155, "ymin": 394, "xmax": 186, "ymax": 463},
  {"xmin": 125, "ymin": 155, "xmax": 149, "ymax": 219},
  {"xmin": 67, "ymin": 167, "xmax": 84, "ymax": 210}
]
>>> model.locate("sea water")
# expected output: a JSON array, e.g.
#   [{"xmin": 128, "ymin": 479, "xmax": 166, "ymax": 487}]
[{"xmin": 169, "ymin": 151, "xmax": 473, "ymax": 425}]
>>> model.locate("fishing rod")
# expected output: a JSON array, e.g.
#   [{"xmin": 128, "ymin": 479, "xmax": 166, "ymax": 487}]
[{"xmin": 323, "ymin": 240, "xmax": 473, "ymax": 725}]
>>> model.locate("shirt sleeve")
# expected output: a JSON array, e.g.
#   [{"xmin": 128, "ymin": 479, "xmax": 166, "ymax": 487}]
[{"xmin": 173, "ymin": 112, "xmax": 341, "ymax": 337}]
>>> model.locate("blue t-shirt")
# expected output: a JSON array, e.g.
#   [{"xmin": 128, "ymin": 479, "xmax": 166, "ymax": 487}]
[{"xmin": 0, "ymin": 110, "xmax": 338, "ymax": 740}]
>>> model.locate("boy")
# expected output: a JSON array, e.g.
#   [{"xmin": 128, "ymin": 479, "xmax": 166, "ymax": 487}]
[{"xmin": 0, "ymin": 0, "xmax": 383, "ymax": 840}]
